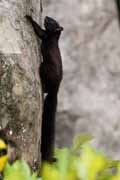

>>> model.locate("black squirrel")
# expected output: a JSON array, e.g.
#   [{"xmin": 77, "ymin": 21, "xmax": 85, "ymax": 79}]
[{"xmin": 26, "ymin": 15, "xmax": 63, "ymax": 162}]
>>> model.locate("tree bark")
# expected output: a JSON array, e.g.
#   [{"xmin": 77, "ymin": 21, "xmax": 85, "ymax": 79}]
[{"xmin": 0, "ymin": 0, "xmax": 42, "ymax": 166}]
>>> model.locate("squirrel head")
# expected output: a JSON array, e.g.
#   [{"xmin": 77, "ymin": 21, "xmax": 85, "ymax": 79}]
[{"xmin": 44, "ymin": 16, "xmax": 63, "ymax": 38}]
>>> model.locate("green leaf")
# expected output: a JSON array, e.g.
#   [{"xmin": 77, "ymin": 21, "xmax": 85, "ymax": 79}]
[
  {"xmin": 42, "ymin": 163, "xmax": 59, "ymax": 180},
  {"xmin": 72, "ymin": 134, "xmax": 94, "ymax": 153},
  {"xmin": 32, "ymin": 172, "xmax": 38, "ymax": 180},
  {"xmin": 4, "ymin": 160, "xmax": 37, "ymax": 180},
  {"xmin": 55, "ymin": 148, "xmax": 70, "ymax": 176},
  {"xmin": 106, "ymin": 160, "xmax": 120, "ymax": 169}
]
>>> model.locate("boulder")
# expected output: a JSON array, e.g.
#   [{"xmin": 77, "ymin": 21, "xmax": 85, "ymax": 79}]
[{"xmin": 44, "ymin": 0, "xmax": 120, "ymax": 159}]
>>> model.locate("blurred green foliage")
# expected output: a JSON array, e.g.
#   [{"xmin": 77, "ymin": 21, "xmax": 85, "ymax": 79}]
[
  {"xmin": 42, "ymin": 134, "xmax": 120, "ymax": 180},
  {"xmin": 2, "ymin": 134, "xmax": 120, "ymax": 180},
  {"xmin": 3, "ymin": 160, "xmax": 37, "ymax": 180}
]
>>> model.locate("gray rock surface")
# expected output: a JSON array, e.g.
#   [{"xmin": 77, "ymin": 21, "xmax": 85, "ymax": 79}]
[
  {"xmin": 43, "ymin": 0, "xmax": 120, "ymax": 158},
  {"xmin": 0, "ymin": 0, "xmax": 42, "ymax": 165}
]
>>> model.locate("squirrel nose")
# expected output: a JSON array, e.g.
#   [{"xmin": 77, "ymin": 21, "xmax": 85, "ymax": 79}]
[
  {"xmin": 60, "ymin": 27, "xmax": 64, "ymax": 31},
  {"xmin": 56, "ymin": 26, "xmax": 63, "ymax": 32}
]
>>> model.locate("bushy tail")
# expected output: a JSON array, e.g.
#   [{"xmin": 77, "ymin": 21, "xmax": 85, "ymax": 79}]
[{"xmin": 41, "ymin": 93, "xmax": 57, "ymax": 162}]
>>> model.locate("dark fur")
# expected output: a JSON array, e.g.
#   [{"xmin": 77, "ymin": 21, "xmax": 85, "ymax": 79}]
[
  {"xmin": 115, "ymin": 0, "xmax": 120, "ymax": 25},
  {"xmin": 26, "ymin": 16, "xmax": 63, "ymax": 162}
]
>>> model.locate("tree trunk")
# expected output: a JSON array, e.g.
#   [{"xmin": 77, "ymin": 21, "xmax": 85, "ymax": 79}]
[{"xmin": 0, "ymin": 0, "xmax": 43, "ymax": 166}]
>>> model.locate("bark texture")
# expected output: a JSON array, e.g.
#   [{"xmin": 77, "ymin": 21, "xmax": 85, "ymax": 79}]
[{"xmin": 0, "ymin": 0, "xmax": 42, "ymax": 165}]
